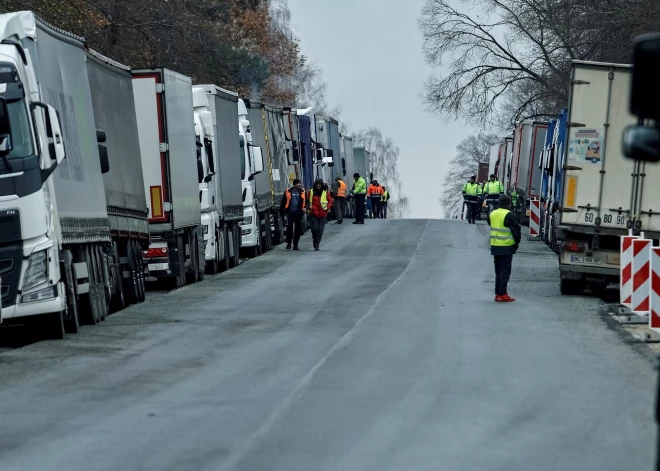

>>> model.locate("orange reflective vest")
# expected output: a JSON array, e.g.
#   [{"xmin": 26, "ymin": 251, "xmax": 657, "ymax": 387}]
[
  {"xmin": 336, "ymin": 180, "xmax": 347, "ymax": 198},
  {"xmin": 284, "ymin": 188, "xmax": 306, "ymax": 212},
  {"xmin": 367, "ymin": 185, "xmax": 383, "ymax": 197}
]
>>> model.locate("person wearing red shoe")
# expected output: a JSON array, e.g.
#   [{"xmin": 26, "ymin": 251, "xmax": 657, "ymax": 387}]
[{"xmin": 487, "ymin": 194, "xmax": 521, "ymax": 302}]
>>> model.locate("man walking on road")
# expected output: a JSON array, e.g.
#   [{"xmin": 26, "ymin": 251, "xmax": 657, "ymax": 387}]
[
  {"xmin": 381, "ymin": 186, "xmax": 389, "ymax": 219},
  {"xmin": 352, "ymin": 173, "xmax": 367, "ymax": 224},
  {"xmin": 368, "ymin": 180, "xmax": 384, "ymax": 219},
  {"xmin": 484, "ymin": 174, "xmax": 504, "ymax": 214},
  {"xmin": 333, "ymin": 177, "xmax": 347, "ymax": 224},
  {"xmin": 308, "ymin": 179, "xmax": 333, "ymax": 250},
  {"xmin": 462, "ymin": 175, "xmax": 481, "ymax": 224},
  {"xmin": 280, "ymin": 178, "xmax": 305, "ymax": 250},
  {"xmin": 487, "ymin": 194, "xmax": 521, "ymax": 302}
]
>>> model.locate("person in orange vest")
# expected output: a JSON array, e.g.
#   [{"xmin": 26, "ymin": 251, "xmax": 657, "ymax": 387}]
[
  {"xmin": 367, "ymin": 180, "xmax": 384, "ymax": 218},
  {"xmin": 307, "ymin": 179, "xmax": 333, "ymax": 250},
  {"xmin": 333, "ymin": 177, "xmax": 347, "ymax": 224},
  {"xmin": 280, "ymin": 178, "xmax": 305, "ymax": 250}
]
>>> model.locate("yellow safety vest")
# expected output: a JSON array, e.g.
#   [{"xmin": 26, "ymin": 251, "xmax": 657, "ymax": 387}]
[
  {"xmin": 463, "ymin": 182, "xmax": 480, "ymax": 196},
  {"xmin": 490, "ymin": 208, "xmax": 515, "ymax": 247},
  {"xmin": 320, "ymin": 191, "xmax": 329, "ymax": 210},
  {"xmin": 484, "ymin": 181, "xmax": 503, "ymax": 195}
]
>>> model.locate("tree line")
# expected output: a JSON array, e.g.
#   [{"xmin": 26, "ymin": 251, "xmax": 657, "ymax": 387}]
[{"xmin": 0, "ymin": 0, "xmax": 409, "ymax": 217}]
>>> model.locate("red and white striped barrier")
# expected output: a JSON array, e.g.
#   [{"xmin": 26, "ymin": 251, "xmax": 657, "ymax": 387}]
[
  {"xmin": 620, "ymin": 235, "xmax": 639, "ymax": 307},
  {"xmin": 632, "ymin": 238, "xmax": 652, "ymax": 315},
  {"xmin": 528, "ymin": 198, "xmax": 540, "ymax": 238},
  {"xmin": 650, "ymin": 248, "xmax": 660, "ymax": 332}
]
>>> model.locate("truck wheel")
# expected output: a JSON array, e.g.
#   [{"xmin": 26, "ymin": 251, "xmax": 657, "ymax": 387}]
[
  {"xmin": 61, "ymin": 258, "xmax": 80, "ymax": 333},
  {"xmin": 124, "ymin": 240, "xmax": 139, "ymax": 304},
  {"xmin": 133, "ymin": 241, "xmax": 146, "ymax": 302},
  {"xmin": 560, "ymin": 278, "xmax": 586, "ymax": 296},
  {"xmin": 221, "ymin": 226, "xmax": 230, "ymax": 272},
  {"xmin": 207, "ymin": 232, "xmax": 219, "ymax": 275},
  {"xmin": 185, "ymin": 231, "xmax": 199, "ymax": 284},
  {"xmin": 78, "ymin": 247, "xmax": 101, "ymax": 325},
  {"xmin": 41, "ymin": 310, "xmax": 65, "ymax": 340},
  {"xmin": 197, "ymin": 230, "xmax": 205, "ymax": 281},
  {"xmin": 232, "ymin": 223, "xmax": 241, "ymax": 267}
]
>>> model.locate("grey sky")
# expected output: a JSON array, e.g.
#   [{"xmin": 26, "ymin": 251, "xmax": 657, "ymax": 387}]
[{"xmin": 287, "ymin": 0, "xmax": 475, "ymax": 219}]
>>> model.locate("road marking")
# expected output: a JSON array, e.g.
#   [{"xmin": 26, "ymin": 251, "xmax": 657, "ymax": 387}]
[{"xmin": 217, "ymin": 221, "xmax": 428, "ymax": 471}]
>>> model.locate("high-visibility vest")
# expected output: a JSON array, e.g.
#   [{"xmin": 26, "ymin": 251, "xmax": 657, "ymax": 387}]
[
  {"xmin": 368, "ymin": 185, "xmax": 383, "ymax": 197},
  {"xmin": 463, "ymin": 182, "xmax": 480, "ymax": 196},
  {"xmin": 320, "ymin": 190, "xmax": 329, "ymax": 210},
  {"xmin": 484, "ymin": 181, "xmax": 503, "ymax": 195},
  {"xmin": 490, "ymin": 208, "xmax": 515, "ymax": 247},
  {"xmin": 353, "ymin": 177, "xmax": 367, "ymax": 194},
  {"xmin": 336, "ymin": 180, "xmax": 347, "ymax": 197},
  {"xmin": 382, "ymin": 190, "xmax": 389, "ymax": 202},
  {"xmin": 285, "ymin": 188, "xmax": 305, "ymax": 211},
  {"xmin": 511, "ymin": 191, "xmax": 519, "ymax": 205}
]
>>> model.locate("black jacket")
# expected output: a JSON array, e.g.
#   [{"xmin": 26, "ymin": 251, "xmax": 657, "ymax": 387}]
[{"xmin": 487, "ymin": 210, "xmax": 521, "ymax": 256}]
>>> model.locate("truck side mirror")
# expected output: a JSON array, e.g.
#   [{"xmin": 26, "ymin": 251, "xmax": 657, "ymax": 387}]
[
  {"xmin": 292, "ymin": 147, "xmax": 299, "ymax": 163},
  {"xmin": 98, "ymin": 144, "xmax": 110, "ymax": 173},
  {"xmin": 252, "ymin": 146, "xmax": 264, "ymax": 174},
  {"xmin": 623, "ymin": 125, "xmax": 660, "ymax": 162},
  {"xmin": 96, "ymin": 129, "xmax": 106, "ymax": 143},
  {"xmin": 316, "ymin": 149, "xmax": 323, "ymax": 161},
  {"xmin": 0, "ymin": 98, "xmax": 12, "ymax": 155},
  {"xmin": 630, "ymin": 33, "xmax": 660, "ymax": 121},
  {"xmin": 197, "ymin": 158, "xmax": 204, "ymax": 183}
]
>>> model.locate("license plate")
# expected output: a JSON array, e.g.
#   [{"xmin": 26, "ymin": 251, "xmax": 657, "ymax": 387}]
[
  {"xmin": 570, "ymin": 256, "xmax": 601, "ymax": 264},
  {"xmin": 148, "ymin": 263, "xmax": 169, "ymax": 271},
  {"xmin": 606, "ymin": 254, "xmax": 621, "ymax": 265}
]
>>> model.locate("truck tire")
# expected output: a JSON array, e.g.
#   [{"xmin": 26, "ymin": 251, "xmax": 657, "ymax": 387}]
[
  {"xmin": 186, "ymin": 230, "xmax": 199, "ymax": 285},
  {"xmin": 220, "ymin": 225, "xmax": 230, "ymax": 272},
  {"xmin": 232, "ymin": 223, "xmax": 241, "ymax": 267},
  {"xmin": 124, "ymin": 240, "xmax": 139, "ymax": 304},
  {"xmin": 560, "ymin": 278, "xmax": 586, "ymax": 296},
  {"xmin": 133, "ymin": 241, "xmax": 146, "ymax": 302},
  {"xmin": 78, "ymin": 247, "xmax": 102, "ymax": 325},
  {"xmin": 207, "ymin": 231, "xmax": 219, "ymax": 275},
  {"xmin": 61, "ymin": 257, "xmax": 80, "ymax": 334},
  {"xmin": 197, "ymin": 229, "xmax": 205, "ymax": 281}
]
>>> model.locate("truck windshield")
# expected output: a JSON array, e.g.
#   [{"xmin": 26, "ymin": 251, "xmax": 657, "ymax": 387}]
[
  {"xmin": 5, "ymin": 98, "xmax": 34, "ymax": 159},
  {"xmin": 239, "ymin": 136, "xmax": 246, "ymax": 179}
]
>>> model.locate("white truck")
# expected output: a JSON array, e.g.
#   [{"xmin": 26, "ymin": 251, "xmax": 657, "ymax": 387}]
[
  {"xmin": 556, "ymin": 60, "xmax": 651, "ymax": 295},
  {"xmin": 0, "ymin": 12, "xmax": 114, "ymax": 337},
  {"xmin": 238, "ymin": 99, "xmax": 265, "ymax": 257},
  {"xmin": 132, "ymin": 68, "xmax": 204, "ymax": 288},
  {"xmin": 198, "ymin": 85, "xmax": 244, "ymax": 271}
]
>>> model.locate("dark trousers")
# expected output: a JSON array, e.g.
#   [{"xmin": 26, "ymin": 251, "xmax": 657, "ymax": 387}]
[
  {"xmin": 334, "ymin": 197, "xmax": 345, "ymax": 221},
  {"xmin": 381, "ymin": 202, "xmax": 388, "ymax": 218},
  {"xmin": 371, "ymin": 196, "xmax": 382, "ymax": 218},
  {"xmin": 466, "ymin": 201, "xmax": 479, "ymax": 223},
  {"xmin": 354, "ymin": 194, "xmax": 366, "ymax": 223},
  {"xmin": 285, "ymin": 212, "xmax": 303, "ymax": 246},
  {"xmin": 494, "ymin": 255, "xmax": 513, "ymax": 296},
  {"xmin": 310, "ymin": 216, "xmax": 327, "ymax": 246}
]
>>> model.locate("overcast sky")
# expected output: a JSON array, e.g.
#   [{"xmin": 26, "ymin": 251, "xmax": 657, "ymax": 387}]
[{"xmin": 287, "ymin": 0, "xmax": 476, "ymax": 219}]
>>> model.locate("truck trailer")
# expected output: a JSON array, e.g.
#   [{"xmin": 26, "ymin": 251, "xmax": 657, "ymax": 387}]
[
  {"xmin": 132, "ymin": 68, "xmax": 204, "ymax": 288},
  {"xmin": 556, "ymin": 60, "xmax": 647, "ymax": 295},
  {"xmin": 0, "ymin": 12, "xmax": 113, "ymax": 337}
]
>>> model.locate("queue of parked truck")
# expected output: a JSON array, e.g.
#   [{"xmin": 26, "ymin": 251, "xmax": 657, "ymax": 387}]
[
  {"xmin": 486, "ymin": 59, "xmax": 658, "ymax": 296},
  {"xmin": 0, "ymin": 12, "xmax": 374, "ymax": 338}
]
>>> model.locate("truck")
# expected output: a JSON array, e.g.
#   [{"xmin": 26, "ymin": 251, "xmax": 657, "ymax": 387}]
[
  {"xmin": 353, "ymin": 147, "xmax": 372, "ymax": 183},
  {"xmin": 0, "ymin": 12, "xmax": 114, "ymax": 337},
  {"xmin": 556, "ymin": 60, "xmax": 647, "ymax": 295},
  {"xmin": 296, "ymin": 111, "xmax": 315, "ymax": 189},
  {"xmin": 264, "ymin": 106, "xmax": 288, "ymax": 244},
  {"xmin": 496, "ymin": 137, "xmax": 514, "ymax": 190},
  {"xmin": 243, "ymin": 99, "xmax": 273, "ymax": 254},
  {"xmin": 340, "ymin": 134, "xmax": 356, "ymax": 217},
  {"xmin": 195, "ymin": 85, "xmax": 244, "ymax": 273},
  {"xmin": 509, "ymin": 120, "xmax": 548, "ymax": 223},
  {"xmin": 86, "ymin": 49, "xmax": 149, "ymax": 311},
  {"xmin": 283, "ymin": 107, "xmax": 301, "ymax": 184},
  {"xmin": 477, "ymin": 162, "xmax": 489, "ymax": 184},
  {"xmin": 132, "ymin": 68, "xmax": 204, "ymax": 288}
]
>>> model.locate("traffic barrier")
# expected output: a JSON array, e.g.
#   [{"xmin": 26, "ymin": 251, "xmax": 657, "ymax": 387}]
[
  {"xmin": 528, "ymin": 198, "xmax": 540, "ymax": 239},
  {"xmin": 620, "ymin": 235, "xmax": 639, "ymax": 307},
  {"xmin": 651, "ymin": 248, "xmax": 660, "ymax": 332},
  {"xmin": 632, "ymin": 238, "xmax": 652, "ymax": 316}
]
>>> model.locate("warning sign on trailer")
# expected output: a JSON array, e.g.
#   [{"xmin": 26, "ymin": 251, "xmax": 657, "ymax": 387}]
[{"xmin": 568, "ymin": 129, "xmax": 603, "ymax": 164}]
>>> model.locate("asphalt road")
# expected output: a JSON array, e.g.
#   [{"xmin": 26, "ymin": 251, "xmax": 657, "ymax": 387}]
[{"xmin": 0, "ymin": 219, "xmax": 655, "ymax": 470}]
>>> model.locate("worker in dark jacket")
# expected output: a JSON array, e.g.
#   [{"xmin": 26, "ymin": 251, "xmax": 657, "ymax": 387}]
[
  {"xmin": 308, "ymin": 179, "xmax": 333, "ymax": 250},
  {"xmin": 487, "ymin": 194, "xmax": 521, "ymax": 302},
  {"xmin": 280, "ymin": 179, "xmax": 305, "ymax": 250}
]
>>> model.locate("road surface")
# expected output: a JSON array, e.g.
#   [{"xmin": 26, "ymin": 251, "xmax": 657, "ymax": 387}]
[{"xmin": 0, "ymin": 219, "xmax": 655, "ymax": 470}]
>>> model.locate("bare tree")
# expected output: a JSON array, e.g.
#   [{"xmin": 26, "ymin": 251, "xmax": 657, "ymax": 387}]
[
  {"xmin": 440, "ymin": 133, "xmax": 499, "ymax": 218},
  {"xmin": 419, "ymin": 0, "xmax": 659, "ymax": 128},
  {"xmin": 353, "ymin": 127, "xmax": 409, "ymax": 218}
]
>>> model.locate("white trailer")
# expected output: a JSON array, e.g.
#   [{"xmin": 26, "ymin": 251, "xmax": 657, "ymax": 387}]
[{"xmin": 556, "ymin": 60, "xmax": 646, "ymax": 295}]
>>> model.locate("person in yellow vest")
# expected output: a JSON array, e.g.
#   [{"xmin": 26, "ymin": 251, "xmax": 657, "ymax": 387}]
[
  {"xmin": 381, "ymin": 187, "xmax": 390, "ymax": 219},
  {"xmin": 333, "ymin": 177, "xmax": 347, "ymax": 224},
  {"xmin": 462, "ymin": 175, "xmax": 481, "ymax": 224},
  {"xmin": 307, "ymin": 179, "xmax": 333, "ymax": 250},
  {"xmin": 483, "ymin": 174, "xmax": 505, "ymax": 214},
  {"xmin": 487, "ymin": 194, "xmax": 521, "ymax": 302},
  {"xmin": 352, "ymin": 173, "xmax": 367, "ymax": 224}
]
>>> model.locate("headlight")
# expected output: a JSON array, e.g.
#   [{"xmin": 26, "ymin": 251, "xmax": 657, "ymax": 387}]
[
  {"xmin": 241, "ymin": 216, "xmax": 253, "ymax": 226},
  {"xmin": 21, "ymin": 285, "xmax": 57, "ymax": 303},
  {"xmin": 203, "ymin": 224, "xmax": 209, "ymax": 234},
  {"xmin": 23, "ymin": 249, "xmax": 49, "ymax": 291}
]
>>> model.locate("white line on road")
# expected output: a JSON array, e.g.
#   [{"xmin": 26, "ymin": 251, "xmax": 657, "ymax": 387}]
[{"xmin": 217, "ymin": 221, "xmax": 429, "ymax": 471}]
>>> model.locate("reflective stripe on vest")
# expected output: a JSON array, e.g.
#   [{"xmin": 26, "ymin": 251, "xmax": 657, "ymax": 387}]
[
  {"xmin": 321, "ymin": 190, "xmax": 329, "ymax": 210},
  {"xmin": 490, "ymin": 208, "xmax": 515, "ymax": 247},
  {"xmin": 336, "ymin": 180, "xmax": 347, "ymax": 197}
]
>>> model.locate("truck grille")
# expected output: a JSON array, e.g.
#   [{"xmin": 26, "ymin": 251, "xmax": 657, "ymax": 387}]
[{"xmin": 0, "ymin": 243, "xmax": 21, "ymax": 308}]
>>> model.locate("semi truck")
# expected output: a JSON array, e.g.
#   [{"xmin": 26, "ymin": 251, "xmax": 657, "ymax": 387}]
[
  {"xmin": 555, "ymin": 60, "xmax": 649, "ymax": 295},
  {"xmin": 296, "ymin": 111, "xmax": 315, "ymax": 189},
  {"xmin": 264, "ymin": 106, "xmax": 288, "ymax": 244},
  {"xmin": 132, "ymin": 68, "xmax": 204, "ymax": 288},
  {"xmin": 0, "ymin": 12, "xmax": 113, "ymax": 337},
  {"xmin": 196, "ymin": 85, "xmax": 244, "ymax": 272},
  {"xmin": 87, "ymin": 49, "xmax": 148, "ymax": 312},
  {"xmin": 283, "ymin": 107, "xmax": 301, "ymax": 184},
  {"xmin": 340, "ymin": 134, "xmax": 356, "ymax": 217},
  {"xmin": 243, "ymin": 100, "xmax": 273, "ymax": 254},
  {"xmin": 509, "ymin": 120, "xmax": 547, "ymax": 223},
  {"xmin": 496, "ymin": 137, "xmax": 514, "ymax": 190}
]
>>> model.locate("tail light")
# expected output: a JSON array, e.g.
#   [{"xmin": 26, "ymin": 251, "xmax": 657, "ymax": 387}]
[
  {"xmin": 563, "ymin": 241, "xmax": 586, "ymax": 252},
  {"xmin": 144, "ymin": 247, "xmax": 168, "ymax": 258}
]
